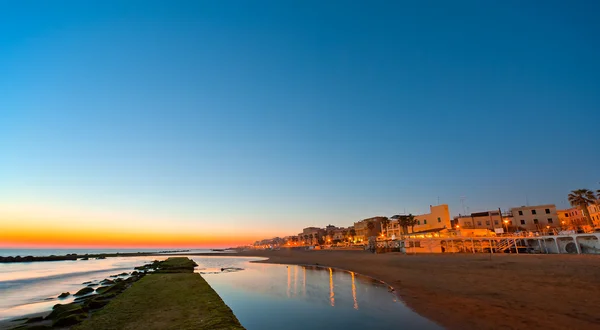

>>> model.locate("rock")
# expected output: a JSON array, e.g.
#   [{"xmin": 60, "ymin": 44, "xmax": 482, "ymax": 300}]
[
  {"xmin": 100, "ymin": 279, "xmax": 114, "ymax": 285},
  {"xmin": 95, "ymin": 286, "xmax": 112, "ymax": 294},
  {"xmin": 45, "ymin": 303, "xmax": 83, "ymax": 320},
  {"xmin": 74, "ymin": 294, "xmax": 96, "ymax": 302},
  {"xmin": 74, "ymin": 287, "xmax": 95, "ymax": 296},
  {"xmin": 58, "ymin": 292, "xmax": 70, "ymax": 299},
  {"xmin": 82, "ymin": 281, "xmax": 92, "ymax": 284},
  {"xmin": 25, "ymin": 316, "xmax": 44, "ymax": 323},
  {"xmin": 118, "ymin": 272, "xmax": 129, "ymax": 276},
  {"xmin": 52, "ymin": 313, "xmax": 86, "ymax": 327},
  {"xmin": 84, "ymin": 296, "xmax": 111, "ymax": 309},
  {"xmin": 97, "ymin": 256, "xmax": 106, "ymax": 259}
]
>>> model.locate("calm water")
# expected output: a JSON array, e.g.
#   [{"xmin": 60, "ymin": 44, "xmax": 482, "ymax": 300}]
[
  {"xmin": 194, "ymin": 257, "xmax": 440, "ymax": 329},
  {"xmin": 0, "ymin": 256, "xmax": 440, "ymax": 329},
  {"xmin": 0, "ymin": 256, "xmax": 169, "ymax": 322}
]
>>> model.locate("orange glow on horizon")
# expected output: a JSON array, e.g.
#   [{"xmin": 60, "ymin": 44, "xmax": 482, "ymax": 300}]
[{"xmin": 0, "ymin": 224, "xmax": 257, "ymax": 249}]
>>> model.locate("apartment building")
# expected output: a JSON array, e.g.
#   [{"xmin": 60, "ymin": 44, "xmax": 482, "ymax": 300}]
[
  {"xmin": 353, "ymin": 217, "xmax": 385, "ymax": 242},
  {"xmin": 510, "ymin": 204, "xmax": 559, "ymax": 231},
  {"xmin": 385, "ymin": 204, "xmax": 451, "ymax": 237},
  {"xmin": 453, "ymin": 210, "xmax": 506, "ymax": 230},
  {"xmin": 557, "ymin": 207, "xmax": 585, "ymax": 227}
]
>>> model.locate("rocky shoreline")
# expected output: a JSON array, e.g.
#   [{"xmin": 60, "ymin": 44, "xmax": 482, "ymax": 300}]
[{"xmin": 6, "ymin": 260, "xmax": 166, "ymax": 329}]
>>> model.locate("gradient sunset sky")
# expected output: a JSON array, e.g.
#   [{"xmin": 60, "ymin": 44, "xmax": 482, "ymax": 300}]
[{"xmin": 1, "ymin": 1, "xmax": 599, "ymax": 248}]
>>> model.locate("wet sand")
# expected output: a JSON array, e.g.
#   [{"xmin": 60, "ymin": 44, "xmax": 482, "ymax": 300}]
[{"xmin": 239, "ymin": 249, "xmax": 600, "ymax": 330}]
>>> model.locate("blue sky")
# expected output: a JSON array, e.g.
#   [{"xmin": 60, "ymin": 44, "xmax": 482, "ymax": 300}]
[{"xmin": 1, "ymin": 1, "xmax": 599, "ymax": 242}]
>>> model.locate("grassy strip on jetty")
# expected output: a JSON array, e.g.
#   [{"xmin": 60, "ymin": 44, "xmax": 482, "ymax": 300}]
[{"xmin": 74, "ymin": 257, "xmax": 244, "ymax": 330}]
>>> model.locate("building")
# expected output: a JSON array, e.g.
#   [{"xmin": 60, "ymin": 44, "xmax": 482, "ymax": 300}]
[
  {"xmin": 510, "ymin": 204, "xmax": 559, "ymax": 231},
  {"xmin": 557, "ymin": 207, "xmax": 585, "ymax": 228},
  {"xmin": 385, "ymin": 204, "xmax": 451, "ymax": 237},
  {"xmin": 589, "ymin": 203, "xmax": 600, "ymax": 227},
  {"xmin": 323, "ymin": 226, "xmax": 348, "ymax": 242},
  {"xmin": 298, "ymin": 227, "xmax": 325, "ymax": 245},
  {"xmin": 558, "ymin": 204, "xmax": 600, "ymax": 228},
  {"xmin": 353, "ymin": 217, "xmax": 386, "ymax": 242},
  {"xmin": 452, "ymin": 210, "xmax": 507, "ymax": 231}
]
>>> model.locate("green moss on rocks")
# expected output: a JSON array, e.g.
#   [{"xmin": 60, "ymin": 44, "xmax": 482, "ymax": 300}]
[{"xmin": 74, "ymin": 287, "xmax": 95, "ymax": 296}]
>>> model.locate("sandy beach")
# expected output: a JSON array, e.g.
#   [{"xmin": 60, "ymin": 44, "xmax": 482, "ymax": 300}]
[{"xmin": 239, "ymin": 249, "xmax": 600, "ymax": 330}]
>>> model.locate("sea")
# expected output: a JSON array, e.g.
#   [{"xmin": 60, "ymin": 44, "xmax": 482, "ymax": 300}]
[
  {"xmin": 0, "ymin": 248, "xmax": 229, "ymax": 258},
  {"xmin": 0, "ymin": 248, "xmax": 235, "ymax": 324}
]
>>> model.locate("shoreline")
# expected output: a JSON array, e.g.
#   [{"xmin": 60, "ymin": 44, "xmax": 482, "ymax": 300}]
[{"xmin": 236, "ymin": 249, "xmax": 600, "ymax": 330}]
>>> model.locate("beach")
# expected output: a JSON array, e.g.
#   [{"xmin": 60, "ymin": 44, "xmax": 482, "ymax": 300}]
[{"xmin": 240, "ymin": 249, "xmax": 600, "ymax": 330}]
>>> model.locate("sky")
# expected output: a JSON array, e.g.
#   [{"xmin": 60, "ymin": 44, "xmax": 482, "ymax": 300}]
[{"xmin": 1, "ymin": 1, "xmax": 599, "ymax": 248}]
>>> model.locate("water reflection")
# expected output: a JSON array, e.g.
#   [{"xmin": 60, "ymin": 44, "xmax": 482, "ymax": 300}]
[
  {"xmin": 287, "ymin": 266, "xmax": 291, "ymax": 298},
  {"xmin": 329, "ymin": 267, "xmax": 335, "ymax": 307},
  {"xmin": 351, "ymin": 272, "xmax": 359, "ymax": 310},
  {"xmin": 302, "ymin": 266, "xmax": 306, "ymax": 296},
  {"xmin": 200, "ymin": 260, "xmax": 441, "ymax": 330}
]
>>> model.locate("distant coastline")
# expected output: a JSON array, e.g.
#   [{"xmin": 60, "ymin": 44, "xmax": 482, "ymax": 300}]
[{"xmin": 0, "ymin": 249, "xmax": 238, "ymax": 263}]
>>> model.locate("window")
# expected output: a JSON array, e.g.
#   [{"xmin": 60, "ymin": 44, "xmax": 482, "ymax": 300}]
[
  {"xmin": 518, "ymin": 211, "xmax": 523, "ymax": 216},
  {"xmin": 486, "ymin": 221, "xmax": 490, "ymax": 225},
  {"xmin": 533, "ymin": 219, "xmax": 539, "ymax": 224},
  {"xmin": 520, "ymin": 220, "xmax": 525, "ymax": 225},
  {"xmin": 545, "ymin": 208, "xmax": 550, "ymax": 214},
  {"xmin": 477, "ymin": 221, "xmax": 482, "ymax": 226},
  {"xmin": 565, "ymin": 213, "xmax": 569, "ymax": 217},
  {"xmin": 417, "ymin": 220, "xmax": 420, "ymax": 225},
  {"xmin": 494, "ymin": 220, "xmax": 499, "ymax": 225},
  {"xmin": 423, "ymin": 220, "xmax": 427, "ymax": 225},
  {"xmin": 547, "ymin": 218, "xmax": 553, "ymax": 224},
  {"xmin": 531, "ymin": 210, "xmax": 537, "ymax": 215},
  {"xmin": 437, "ymin": 217, "xmax": 441, "ymax": 222}
]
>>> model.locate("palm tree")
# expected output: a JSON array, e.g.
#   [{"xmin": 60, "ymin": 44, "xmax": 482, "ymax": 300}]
[
  {"xmin": 380, "ymin": 217, "xmax": 390, "ymax": 237},
  {"xmin": 349, "ymin": 228, "xmax": 356, "ymax": 242},
  {"xmin": 398, "ymin": 216, "xmax": 409, "ymax": 235},
  {"xmin": 367, "ymin": 221, "xmax": 375, "ymax": 237},
  {"xmin": 568, "ymin": 189, "xmax": 596, "ymax": 227},
  {"xmin": 407, "ymin": 214, "xmax": 418, "ymax": 234}
]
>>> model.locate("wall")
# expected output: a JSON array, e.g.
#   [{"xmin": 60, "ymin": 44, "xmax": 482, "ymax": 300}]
[{"xmin": 509, "ymin": 204, "xmax": 559, "ymax": 231}]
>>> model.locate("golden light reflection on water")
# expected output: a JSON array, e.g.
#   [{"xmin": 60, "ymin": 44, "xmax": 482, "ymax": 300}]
[
  {"xmin": 329, "ymin": 267, "xmax": 335, "ymax": 307},
  {"xmin": 287, "ymin": 266, "xmax": 291, "ymax": 298},
  {"xmin": 302, "ymin": 266, "xmax": 306, "ymax": 296},
  {"xmin": 293, "ymin": 265, "xmax": 298, "ymax": 296},
  {"xmin": 351, "ymin": 272, "xmax": 359, "ymax": 310}
]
